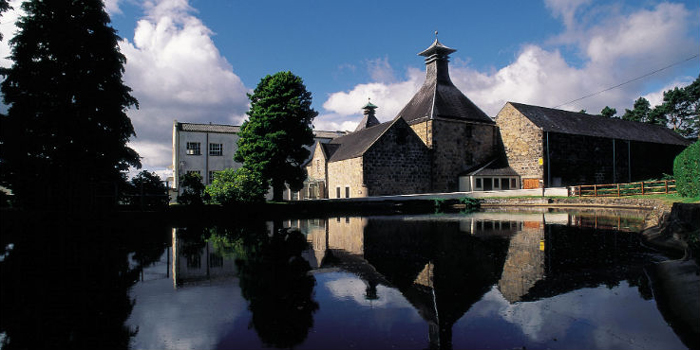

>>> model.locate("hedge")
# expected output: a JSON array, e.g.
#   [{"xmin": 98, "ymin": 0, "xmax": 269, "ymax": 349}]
[{"xmin": 673, "ymin": 141, "xmax": 700, "ymax": 197}]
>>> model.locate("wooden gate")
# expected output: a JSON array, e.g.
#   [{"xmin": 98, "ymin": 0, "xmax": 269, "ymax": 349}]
[{"xmin": 522, "ymin": 178, "xmax": 541, "ymax": 189}]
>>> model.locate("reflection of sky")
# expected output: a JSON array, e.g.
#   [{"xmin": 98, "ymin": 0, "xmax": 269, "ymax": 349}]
[
  {"xmin": 453, "ymin": 283, "xmax": 687, "ymax": 350},
  {"xmin": 126, "ymin": 253, "xmax": 256, "ymax": 350}
]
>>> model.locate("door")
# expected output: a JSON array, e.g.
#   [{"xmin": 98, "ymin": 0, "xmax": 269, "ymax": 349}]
[{"xmin": 523, "ymin": 178, "xmax": 541, "ymax": 189}]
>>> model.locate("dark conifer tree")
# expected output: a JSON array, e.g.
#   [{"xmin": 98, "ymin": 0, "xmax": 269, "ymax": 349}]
[
  {"xmin": 235, "ymin": 71, "xmax": 317, "ymax": 201},
  {"xmin": 1, "ymin": 0, "xmax": 140, "ymax": 209}
]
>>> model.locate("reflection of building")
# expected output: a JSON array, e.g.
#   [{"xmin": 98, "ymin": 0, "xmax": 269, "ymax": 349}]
[{"xmin": 171, "ymin": 228, "xmax": 238, "ymax": 287}]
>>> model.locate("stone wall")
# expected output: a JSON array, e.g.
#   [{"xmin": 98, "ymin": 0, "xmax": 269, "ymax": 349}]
[
  {"xmin": 327, "ymin": 157, "xmax": 365, "ymax": 198},
  {"xmin": 430, "ymin": 118, "xmax": 498, "ymax": 192},
  {"xmin": 363, "ymin": 120, "xmax": 432, "ymax": 196},
  {"xmin": 495, "ymin": 103, "xmax": 544, "ymax": 183},
  {"xmin": 305, "ymin": 142, "xmax": 327, "ymax": 182}
]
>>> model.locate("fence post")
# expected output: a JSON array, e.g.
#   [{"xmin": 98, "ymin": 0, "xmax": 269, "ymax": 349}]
[
  {"xmin": 594, "ymin": 184, "xmax": 598, "ymax": 197},
  {"xmin": 665, "ymin": 180, "xmax": 668, "ymax": 194},
  {"xmin": 617, "ymin": 183, "xmax": 620, "ymax": 197}
]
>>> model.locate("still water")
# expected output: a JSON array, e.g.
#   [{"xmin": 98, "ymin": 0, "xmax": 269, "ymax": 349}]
[{"xmin": 0, "ymin": 209, "xmax": 690, "ymax": 349}]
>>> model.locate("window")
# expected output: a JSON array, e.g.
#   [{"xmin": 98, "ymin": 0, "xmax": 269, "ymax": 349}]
[
  {"xmin": 208, "ymin": 171, "xmax": 216, "ymax": 184},
  {"xmin": 501, "ymin": 178, "xmax": 510, "ymax": 190},
  {"xmin": 345, "ymin": 186, "xmax": 350, "ymax": 198},
  {"xmin": 316, "ymin": 159, "xmax": 321, "ymax": 174},
  {"xmin": 336, "ymin": 187, "xmax": 341, "ymax": 198},
  {"xmin": 511, "ymin": 178, "xmax": 517, "ymax": 189},
  {"xmin": 186, "ymin": 142, "xmax": 201, "ymax": 155},
  {"xmin": 209, "ymin": 143, "xmax": 223, "ymax": 156},
  {"xmin": 494, "ymin": 178, "xmax": 500, "ymax": 188},
  {"xmin": 475, "ymin": 178, "xmax": 482, "ymax": 189}
]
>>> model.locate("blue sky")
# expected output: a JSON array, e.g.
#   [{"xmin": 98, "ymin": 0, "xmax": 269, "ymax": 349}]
[{"xmin": 1, "ymin": 0, "xmax": 698, "ymax": 177}]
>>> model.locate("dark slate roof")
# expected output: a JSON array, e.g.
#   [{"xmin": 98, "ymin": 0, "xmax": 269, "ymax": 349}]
[
  {"xmin": 508, "ymin": 102, "xmax": 691, "ymax": 146},
  {"xmin": 327, "ymin": 119, "xmax": 398, "ymax": 162},
  {"xmin": 461, "ymin": 157, "xmax": 519, "ymax": 177},
  {"xmin": 397, "ymin": 41, "xmax": 494, "ymax": 125},
  {"xmin": 354, "ymin": 113, "xmax": 381, "ymax": 132}
]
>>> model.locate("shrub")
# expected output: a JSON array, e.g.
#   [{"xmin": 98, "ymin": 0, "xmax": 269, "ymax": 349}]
[
  {"xmin": 205, "ymin": 167, "xmax": 267, "ymax": 205},
  {"xmin": 178, "ymin": 172, "xmax": 206, "ymax": 205},
  {"xmin": 673, "ymin": 141, "xmax": 700, "ymax": 197}
]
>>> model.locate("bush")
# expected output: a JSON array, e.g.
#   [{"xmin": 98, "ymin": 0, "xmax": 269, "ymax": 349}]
[
  {"xmin": 178, "ymin": 172, "xmax": 206, "ymax": 205},
  {"xmin": 673, "ymin": 141, "xmax": 700, "ymax": 197},
  {"xmin": 205, "ymin": 167, "xmax": 267, "ymax": 205}
]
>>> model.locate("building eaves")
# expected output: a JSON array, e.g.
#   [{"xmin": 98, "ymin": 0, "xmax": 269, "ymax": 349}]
[
  {"xmin": 509, "ymin": 102, "xmax": 690, "ymax": 146},
  {"xmin": 179, "ymin": 122, "xmax": 241, "ymax": 134}
]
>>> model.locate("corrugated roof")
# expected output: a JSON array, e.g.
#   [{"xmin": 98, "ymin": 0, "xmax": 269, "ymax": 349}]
[
  {"xmin": 508, "ymin": 103, "xmax": 690, "ymax": 146},
  {"xmin": 178, "ymin": 121, "xmax": 346, "ymax": 139},
  {"xmin": 327, "ymin": 119, "xmax": 397, "ymax": 162},
  {"xmin": 179, "ymin": 123, "xmax": 240, "ymax": 133}
]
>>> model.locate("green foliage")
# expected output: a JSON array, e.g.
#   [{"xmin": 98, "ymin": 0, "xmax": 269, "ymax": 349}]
[
  {"xmin": 205, "ymin": 167, "xmax": 267, "ymax": 204},
  {"xmin": 600, "ymin": 106, "xmax": 617, "ymax": 118},
  {"xmin": 178, "ymin": 172, "xmax": 206, "ymax": 205},
  {"xmin": 655, "ymin": 85, "xmax": 698, "ymax": 137},
  {"xmin": 0, "ymin": 0, "xmax": 140, "ymax": 209},
  {"xmin": 127, "ymin": 170, "xmax": 168, "ymax": 209},
  {"xmin": 235, "ymin": 71, "xmax": 318, "ymax": 201},
  {"xmin": 621, "ymin": 97, "xmax": 651, "ymax": 123},
  {"xmin": 673, "ymin": 141, "xmax": 700, "ymax": 198}
]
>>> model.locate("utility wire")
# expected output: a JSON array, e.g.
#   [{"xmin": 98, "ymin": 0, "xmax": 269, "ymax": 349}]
[{"xmin": 552, "ymin": 54, "xmax": 699, "ymax": 109}]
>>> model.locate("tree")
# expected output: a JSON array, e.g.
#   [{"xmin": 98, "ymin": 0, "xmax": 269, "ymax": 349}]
[
  {"xmin": 205, "ymin": 167, "xmax": 267, "ymax": 205},
  {"xmin": 653, "ymin": 86, "xmax": 697, "ymax": 137},
  {"xmin": 600, "ymin": 106, "xmax": 617, "ymax": 118},
  {"xmin": 235, "ymin": 71, "xmax": 318, "ymax": 201},
  {"xmin": 177, "ymin": 172, "xmax": 205, "ymax": 206},
  {"xmin": 128, "ymin": 170, "xmax": 168, "ymax": 209},
  {"xmin": 621, "ymin": 97, "xmax": 651, "ymax": 123},
  {"xmin": 1, "ymin": 0, "xmax": 140, "ymax": 209}
]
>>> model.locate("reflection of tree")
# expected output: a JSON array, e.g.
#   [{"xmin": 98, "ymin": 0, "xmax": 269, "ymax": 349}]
[
  {"xmin": 233, "ymin": 225, "xmax": 319, "ymax": 348},
  {"xmin": 0, "ymin": 215, "xmax": 169, "ymax": 349}
]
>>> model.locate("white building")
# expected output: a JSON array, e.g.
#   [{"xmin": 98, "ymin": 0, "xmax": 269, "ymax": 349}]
[{"xmin": 171, "ymin": 120, "xmax": 346, "ymax": 201}]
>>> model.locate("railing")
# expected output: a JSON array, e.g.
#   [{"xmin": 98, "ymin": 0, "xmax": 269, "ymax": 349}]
[{"xmin": 571, "ymin": 180, "xmax": 676, "ymax": 197}]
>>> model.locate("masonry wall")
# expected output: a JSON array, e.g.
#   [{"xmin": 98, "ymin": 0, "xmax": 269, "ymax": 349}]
[
  {"xmin": 327, "ymin": 157, "xmax": 365, "ymax": 198},
  {"xmin": 363, "ymin": 121, "xmax": 431, "ymax": 196},
  {"xmin": 429, "ymin": 119, "xmax": 498, "ymax": 192},
  {"xmin": 495, "ymin": 104, "xmax": 544, "ymax": 186}
]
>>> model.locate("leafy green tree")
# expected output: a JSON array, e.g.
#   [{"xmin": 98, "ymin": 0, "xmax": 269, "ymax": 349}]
[
  {"xmin": 621, "ymin": 97, "xmax": 651, "ymax": 123},
  {"xmin": 235, "ymin": 71, "xmax": 318, "ymax": 201},
  {"xmin": 654, "ymin": 86, "xmax": 697, "ymax": 137},
  {"xmin": 600, "ymin": 106, "xmax": 617, "ymax": 118},
  {"xmin": 1, "ymin": 0, "xmax": 140, "ymax": 209},
  {"xmin": 205, "ymin": 167, "xmax": 267, "ymax": 204},
  {"xmin": 129, "ymin": 170, "xmax": 168, "ymax": 209},
  {"xmin": 178, "ymin": 172, "xmax": 205, "ymax": 206}
]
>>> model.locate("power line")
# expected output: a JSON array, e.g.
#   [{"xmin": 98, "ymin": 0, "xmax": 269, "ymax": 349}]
[{"xmin": 552, "ymin": 54, "xmax": 699, "ymax": 109}]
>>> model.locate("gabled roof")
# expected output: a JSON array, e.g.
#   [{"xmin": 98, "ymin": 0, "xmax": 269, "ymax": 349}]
[
  {"xmin": 507, "ymin": 102, "xmax": 690, "ymax": 146},
  {"xmin": 327, "ymin": 118, "xmax": 399, "ymax": 162}
]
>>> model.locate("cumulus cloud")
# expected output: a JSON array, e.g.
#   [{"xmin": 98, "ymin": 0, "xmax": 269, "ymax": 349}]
[
  {"xmin": 120, "ymin": 0, "xmax": 250, "ymax": 173},
  {"xmin": 322, "ymin": 1, "xmax": 699, "ymax": 122}
]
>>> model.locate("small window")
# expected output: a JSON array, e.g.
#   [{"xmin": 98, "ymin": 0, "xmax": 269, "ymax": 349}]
[
  {"xmin": 186, "ymin": 142, "xmax": 201, "ymax": 155},
  {"xmin": 501, "ymin": 178, "xmax": 510, "ymax": 190},
  {"xmin": 345, "ymin": 186, "xmax": 350, "ymax": 198},
  {"xmin": 209, "ymin": 143, "xmax": 223, "ymax": 156},
  {"xmin": 475, "ymin": 178, "xmax": 482, "ymax": 189},
  {"xmin": 336, "ymin": 187, "xmax": 341, "ymax": 198},
  {"xmin": 511, "ymin": 178, "xmax": 517, "ymax": 189},
  {"xmin": 494, "ymin": 178, "xmax": 500, "ymax": 188},
  {"xmin": 208, "ymin": 171, "xmax": 216, "ymax": 184}
]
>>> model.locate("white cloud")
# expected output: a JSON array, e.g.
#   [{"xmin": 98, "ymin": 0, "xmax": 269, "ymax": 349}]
[
  {"xmin": 119, "ymin": 0, "xmax": 250, "ymax": 173},
  {"xmin": 322, "ymin": 1, "xmax": 699, "ymax": 122},
  {"xmin": 0, "ymin": 0, "xmax": 24, "ymax": 69},
  {"xmin": 103, "ymin": 0, "xmax": 122, "ymax": 15}
]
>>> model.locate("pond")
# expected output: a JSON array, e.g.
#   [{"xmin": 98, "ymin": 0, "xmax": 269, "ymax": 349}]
[{"xmin": 0, "ymin": 209, "xmax": 691, "ymax": 349}]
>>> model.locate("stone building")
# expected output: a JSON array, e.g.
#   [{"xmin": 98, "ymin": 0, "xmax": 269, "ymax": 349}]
[
  {"xmin": 303, "ymin": 38, "xmax": 499, "ymax": 198},
  {"xmin": 495, "ymin": 102, "xmax": 692, "ymax": 188}
]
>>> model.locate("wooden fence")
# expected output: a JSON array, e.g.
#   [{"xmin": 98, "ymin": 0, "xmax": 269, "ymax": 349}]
[{"xmin": 571, "ymin": 180, "xmax": 676, "ymax": 197}]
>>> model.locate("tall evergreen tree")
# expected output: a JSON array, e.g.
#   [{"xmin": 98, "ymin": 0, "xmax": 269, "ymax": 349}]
[
  {"xmin": 653, "ymin": 84, "xmax": 698, "ymax": 137},
  {"xmin": 600, "ymin": 106, "xmax": 617, "ymax": 118},
  {"xmin": 235, "ymin": 71, "xmax": 317, "ymax": 201},
  {"xmin": 621, "ymin": 97, "xmax": 651, "ymax": 123},
  {"xmin": 1, "ymin": 0, "xmax": 140, "ymax": 209}
]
